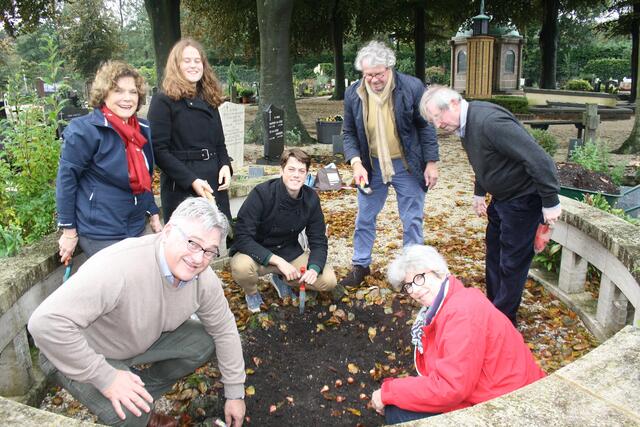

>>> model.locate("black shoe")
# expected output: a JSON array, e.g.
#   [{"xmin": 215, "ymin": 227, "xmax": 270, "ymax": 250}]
[
  {"xmin": 338, "ymin": 265, "xmax": 370, "ymax": 287},
  {"xmin": 330, "ymin": 283, "xmax": 347, "ymax": 300}
]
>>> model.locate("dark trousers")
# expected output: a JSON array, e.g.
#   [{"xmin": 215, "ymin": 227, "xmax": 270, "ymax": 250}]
[
  {"xmin": 384, "ymin": 405, "xmax": 439, "ymax": 424},
  {"xmin": 485, "ymin": 194, "xmax": 542, "ymax": 324}
]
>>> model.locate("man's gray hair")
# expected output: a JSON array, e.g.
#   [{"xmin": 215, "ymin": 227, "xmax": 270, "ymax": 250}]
[
  {"xmin": 419, "ymin": 85, "xmax": 462, "ymax": 122},
  {"xmin": 169, "ymin": 197, "xmax": 229, "ymax": 238},
  {"xmin": 387, "ymin": 245, "xmax": 450, "ymax": 291},
  {"xmin": 355, "ymin": 40, "xmax": 396, "ymax": 71}
]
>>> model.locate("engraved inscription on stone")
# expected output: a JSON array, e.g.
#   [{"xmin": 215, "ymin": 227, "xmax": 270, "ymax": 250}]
[{"xmin": 219, "ymin": 102, "xmax": 245, "ymax": 170}]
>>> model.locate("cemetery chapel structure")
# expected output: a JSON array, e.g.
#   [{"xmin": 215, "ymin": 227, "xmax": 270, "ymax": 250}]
[{"xmin": 449, "ymin": 2, "xmax": 524, "ymax": 98}]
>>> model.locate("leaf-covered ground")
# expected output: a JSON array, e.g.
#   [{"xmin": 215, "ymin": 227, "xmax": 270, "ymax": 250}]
[{"xmin": 41, "ymin": 136, "xmax": 599, "ymax": 426}]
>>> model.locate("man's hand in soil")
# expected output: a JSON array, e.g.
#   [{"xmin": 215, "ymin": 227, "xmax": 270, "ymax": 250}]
[
  {"xmin": 370, "ymin": 389, "xmax": 385, "ymax": 415},
  {"xmin": 270, "ymin": 255, "xmax": 300, "ymax": 281},
  {"xmin": 542, "ymin": 204, "xmax": 562, "ymax": 226},
  {"xmin": 225, "ymin": 399, "xmax": 246, "ymax": 427},
  {"xmin": 472, "ymin": 195, "xmax": 487, "ymax": 217},
  {"xmin": 101, "ymin": 369, "xmax": 153, "ymax": 420}
]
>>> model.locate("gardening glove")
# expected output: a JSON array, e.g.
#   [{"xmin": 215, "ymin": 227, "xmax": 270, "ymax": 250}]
[
  {"xmin": 218, "ymin": 165, "xmax": 231, "ymax": 191},
  {"xmin": 542, "ymin": 204, "xmax": 562, "ymax": 225},
  {"xmin": 472, "ymin": 195, "xmax": 487, "ymax": 217}
]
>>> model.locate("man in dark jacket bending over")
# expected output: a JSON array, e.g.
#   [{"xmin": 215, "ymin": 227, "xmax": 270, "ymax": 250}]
[
  {"xmin": 420, "ymin": 85, "xmax": 562, "ymax": 325},
  {"xmin": 230, "ymin": 148, "xmax": 337, "ymax": 313}
]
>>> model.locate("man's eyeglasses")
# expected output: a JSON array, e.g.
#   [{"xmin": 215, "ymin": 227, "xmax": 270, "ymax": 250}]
[
  {"xmin": 173, "ymin": 224, "xmax": 220, "ymax": 259},
  {"xmin": 363, "ymin": 69, "xmax": 387, "ymax": 80},
  {"xmin": 401, "ymin": 272, "xmax": 427, "ymax": 294}
]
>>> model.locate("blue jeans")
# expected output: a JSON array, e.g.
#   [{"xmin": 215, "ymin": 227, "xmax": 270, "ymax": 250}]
[
  {"xmin": 385, "ymin": 405, "xmax": 439, "ymax": 424},
  {"xmin": 353, "ymin": 158, "xmax": 426, "ymax": 267},
  {"xmin": 485, "ymin": 194, "xmax": 543, "ymax": 324}
]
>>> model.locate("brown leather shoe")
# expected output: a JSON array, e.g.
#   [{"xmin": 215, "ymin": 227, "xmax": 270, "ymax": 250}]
[{"xmin": 147, "ymin": 411, "xmax": 178, "ymax": 427}]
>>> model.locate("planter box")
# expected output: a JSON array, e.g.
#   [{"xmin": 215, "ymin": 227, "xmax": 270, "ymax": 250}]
[
  {"xmin": 560, "ymin": 185, "xmax": 621, "ymax": 207},
  {"xmin": 316, "ymin": 120, "xmax": 343, "ymax": 145}
]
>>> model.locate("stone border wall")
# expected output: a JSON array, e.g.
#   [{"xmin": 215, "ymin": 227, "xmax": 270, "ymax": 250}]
[{"xmin": 530, "ymin": 196, "xmax": 640, "ymax": 342}]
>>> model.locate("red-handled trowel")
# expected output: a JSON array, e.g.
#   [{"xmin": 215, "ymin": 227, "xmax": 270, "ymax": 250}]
[{"xmin": 299, "ymin": 266, "xmax": 306, "ymax": 314}]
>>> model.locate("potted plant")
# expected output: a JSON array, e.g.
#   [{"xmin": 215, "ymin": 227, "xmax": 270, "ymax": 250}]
[
  {"xmin": 315, "ymin": 115, "xmax": 343, "ymax": 145},
  {"xmin": 239, "ymin": 87, "xmax": 254, "ymax": 104}
]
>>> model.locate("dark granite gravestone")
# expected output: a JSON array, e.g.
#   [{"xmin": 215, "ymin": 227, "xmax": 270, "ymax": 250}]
[
  {"xmin": 57, "ymin": 106, "xmax": 89, "ymax": 138},
  {"xmin": 257, "ymin": 104, "xmax": 284, "ymax": 165}
]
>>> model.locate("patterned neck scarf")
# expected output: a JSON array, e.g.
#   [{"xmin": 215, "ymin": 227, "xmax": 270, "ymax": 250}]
[{"xmin": 411, "ymin": 275, "xmax": 450, "ymax": 354}]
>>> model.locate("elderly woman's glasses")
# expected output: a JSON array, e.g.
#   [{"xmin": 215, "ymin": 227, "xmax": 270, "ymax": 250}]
[
  {"xmin": 173, "ymin": 225, "xmax": 220, "ymax": 259},
  {"xmin": 401, "ymin": 272, "xmax": 427, "ymax": 294}
]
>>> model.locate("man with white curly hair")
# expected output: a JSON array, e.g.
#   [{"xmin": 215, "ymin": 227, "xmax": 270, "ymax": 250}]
[{"xmin": 339, "ymin": 40, "xmax": 439, "ymax": 288}]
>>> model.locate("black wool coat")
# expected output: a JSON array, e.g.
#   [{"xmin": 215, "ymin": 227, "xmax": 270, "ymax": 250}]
[{"xmin": 148, "ymin": 92, "xmax": 232, "ymax": 220}]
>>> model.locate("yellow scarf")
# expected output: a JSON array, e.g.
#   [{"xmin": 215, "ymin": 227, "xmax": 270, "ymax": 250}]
[{"xmin": 365, "ymin": 72, "xmax": 399, "ymax": 183}]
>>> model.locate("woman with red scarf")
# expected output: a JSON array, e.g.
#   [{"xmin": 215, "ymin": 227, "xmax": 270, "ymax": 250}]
[{"xmin": 56, "ymin": 61, "xmax": 161, "ymax": 262}]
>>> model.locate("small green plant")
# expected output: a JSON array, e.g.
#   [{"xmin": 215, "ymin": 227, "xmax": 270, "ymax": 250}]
[
  {"xmin": 285, "ymin": 128, "xmax": 301, "ymax": 145},
  {"xmin": 528, "ymin": 128, "xmax": 558, "ymax": 156},
  {"xmin": 570, "ymin": 140, "xmax": 624, "ymax": 186},
  {"xmin": 0, "ymin": 34, "xmax": 65, "ymax": 255},
  {"xmin": 565, "ymin": 79, "xmax": 593, "ymax": 91},
  {"xmin": 583, "ymin": 194, "xmax": 639, "ymax": 226},
  {"xmin": 533, "ymin": 242, "xmax": 562, "ymax": 272},
  {"xmin": 239, "ymin": 87, "xmax": 254, "ymax": 98}
]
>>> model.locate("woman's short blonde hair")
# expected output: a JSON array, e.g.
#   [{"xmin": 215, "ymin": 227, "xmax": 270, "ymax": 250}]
[
  {"xmin": 162, "ymin": 38, "xmax": 224, "ymax": 107},
  {"xmin": 89, "ymin": 61, "xmax": 146, "ymax": 110}
]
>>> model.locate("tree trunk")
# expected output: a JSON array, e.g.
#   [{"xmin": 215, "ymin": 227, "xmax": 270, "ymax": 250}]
[
  {"xmin": 144, "ymin": 0, "xmax": 181, "ymax": 87},
  {"xmin": 252, "ymin": 0, "xmax": 312, "ymax": 145},
  {"xmin": 330, "ymin": 0, "xmax": 345, "ymax": 100},
  {"xmin": 539, "ymin": 0, "xmax": 559, "ymax": 89},
  {"xmin": 616, "ymin": 27, "xmax": 640, "ymax": 154},
  {"xmin": 414, "ymin": 4, "xmax": 425, "ymax": 83},
  {"xmin": 630, "ymin": 1, "xmax": 639, "ymax": 103}
]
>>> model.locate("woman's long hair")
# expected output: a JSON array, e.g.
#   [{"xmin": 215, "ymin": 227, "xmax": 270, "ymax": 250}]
[{"xmin": 161, "ymin": 38, "xmax": 224, "ymax": 107}]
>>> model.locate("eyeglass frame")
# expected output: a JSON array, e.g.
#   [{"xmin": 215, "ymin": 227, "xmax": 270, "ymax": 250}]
[
  {"xmin": 362, "ymin": 68, "xmax": 388, "ymax": 81},
  {"xmin": 172, "ymin": 224, "xmax": 220, "ymax": 259},
  {"xmin": 401, "ymin": 272, "xmax": 429, "ymax": 294}
]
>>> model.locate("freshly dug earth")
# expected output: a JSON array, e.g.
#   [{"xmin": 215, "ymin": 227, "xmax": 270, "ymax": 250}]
[{"xmin": 556, "ymin": 162, "xmax": 619, "ymax": 194}]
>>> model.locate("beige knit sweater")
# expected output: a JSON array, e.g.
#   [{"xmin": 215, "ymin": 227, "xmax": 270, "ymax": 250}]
[{"xmin": 28, "ymin": 233, "xmax": 245, "ymax": 398}]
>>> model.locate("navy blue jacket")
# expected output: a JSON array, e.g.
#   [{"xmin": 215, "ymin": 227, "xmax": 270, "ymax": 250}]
[
  {"xmin": 342, "ymin": 70, "xmax": 438, "ymax": 191},
  {"xmin": 56, "ymin": 109, "xmax": 159, "ymax": 240}
]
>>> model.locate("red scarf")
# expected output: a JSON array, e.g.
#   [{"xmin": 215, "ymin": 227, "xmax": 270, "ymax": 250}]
[{"xmin": 101, "ymin": 106, "xmax": 151, "ymax": 195}]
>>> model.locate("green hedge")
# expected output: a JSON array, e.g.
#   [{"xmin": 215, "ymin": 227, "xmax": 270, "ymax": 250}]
[
  {"xmin": 564, "ymin": 79, "xmax": 593, "ymax": 92},
  {"xmin": 527, "ymin": 128, "xmax": 558, "ymax": 156},
  {"xmin": 583, "ymin": 58, "xmax": 631, "ymax": 82},
  {"xmin": 467, "ymin": 96, "xmax": 529, "ymax": 114}
]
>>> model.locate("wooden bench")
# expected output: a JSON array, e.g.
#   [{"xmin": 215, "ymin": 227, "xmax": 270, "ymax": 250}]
[{"xmin": 522, "ymin": 119, "xmax": 584, "ymax": 139}]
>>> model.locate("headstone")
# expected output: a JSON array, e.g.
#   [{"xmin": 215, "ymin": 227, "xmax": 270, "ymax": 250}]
[
  {"xmin": 218, "ymin": 102, "xmax": 245, "ymax": 171},
  {"xmin": 567, "ymin": 138, "xmax": 583, "ymax": 161},
  {"xmin": 57, "ymin": 106, "xmax": 89, "ymax": 137},
  {"xmin": 257, "ymin": 104, "xmax": 284, "ymax": 165}
]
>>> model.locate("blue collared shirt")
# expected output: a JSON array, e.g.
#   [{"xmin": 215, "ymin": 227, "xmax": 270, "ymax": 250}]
[
  {"xmin": 158, "ymin": 244, "xmax": 197, "ymax": 289},
  {"xmin": 457, "ymin": 99, "xmax": 469, "ymax": 138}
]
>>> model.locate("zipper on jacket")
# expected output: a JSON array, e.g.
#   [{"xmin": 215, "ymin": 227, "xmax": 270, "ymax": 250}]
[{"xmin": 89, "ymin": 192, "xmax": 94, "ymax": 201}]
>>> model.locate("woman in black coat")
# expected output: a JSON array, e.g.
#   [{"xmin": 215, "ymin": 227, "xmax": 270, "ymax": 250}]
[{"xmin": 148, "ymin": 38, "xmax": 232, "ymax": 222}]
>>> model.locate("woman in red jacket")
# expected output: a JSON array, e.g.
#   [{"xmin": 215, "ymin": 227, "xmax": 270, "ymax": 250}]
[{"xmin": 371, "ymin": 245, "xmax": 546, "ymax": 424}]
